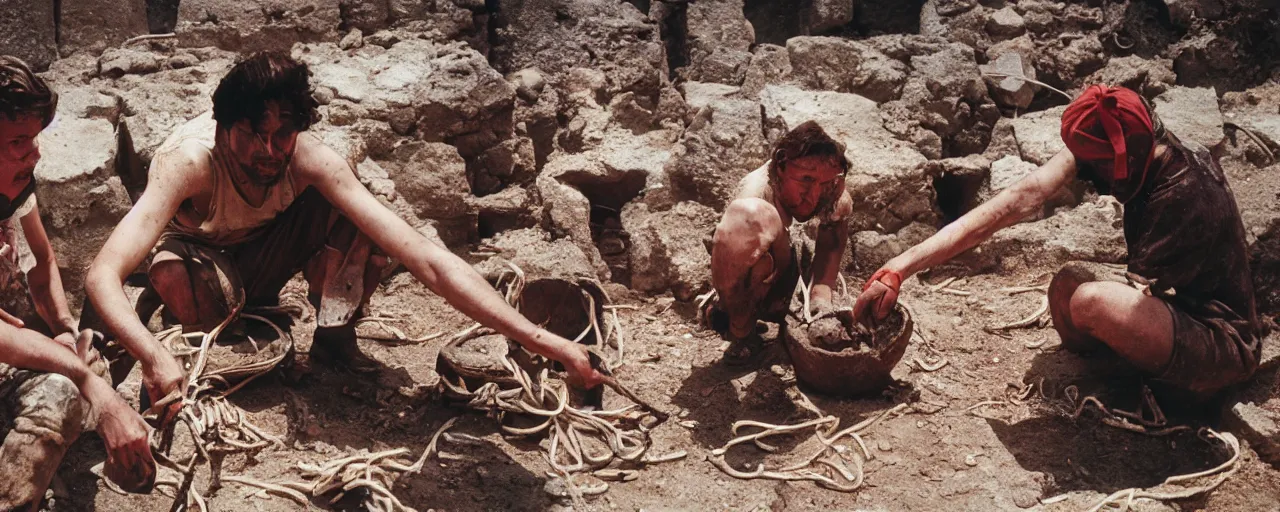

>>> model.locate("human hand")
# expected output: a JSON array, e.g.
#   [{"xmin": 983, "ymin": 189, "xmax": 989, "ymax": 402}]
[
  {"xmin": 558, "ymin": 342, "xmax": 607, "ymax": 390},
  {"xmin": 141, "ymin": 353, "xmax": 185, "ymax": 426},
  {"xmin": 94, "ymin": 389, "xmax": 157, "ymax": 493},
  {"xmin": 852, "ymin": 268, "xmax": 902, "ymax": 326}
]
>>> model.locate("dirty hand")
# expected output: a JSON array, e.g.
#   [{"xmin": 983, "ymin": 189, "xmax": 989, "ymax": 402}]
[
  {"xmin": 94, "ymin": 388, "xmax": 157, "ymax": 492},
  {"xmin": 852, "ymin": 268, "xmax": 903, "ymax": 325},
  {"xmin": 141, "ymin": 352, "xmax": 185, "ymax": 423},
  {"xmin": 74, "ymin": 329, "xmax": 110, "ymax": 378},
  {"xmin": 560, "ymin": 342, "xmax": 607, "ymax": 390}
]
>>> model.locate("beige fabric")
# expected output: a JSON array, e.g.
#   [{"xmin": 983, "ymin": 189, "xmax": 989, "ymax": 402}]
[
  {"xmin": 0, "ymin": 366, "xmax": 89, "ymax": 510},
  {"xmin": 157, "ymin": 111, "xmax": 299, "ymax": 246}
]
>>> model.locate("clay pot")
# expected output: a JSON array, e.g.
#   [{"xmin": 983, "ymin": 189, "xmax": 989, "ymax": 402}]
[{"xmin": 783, "ymin": 304, "xmax": 912, "ymax": 397}]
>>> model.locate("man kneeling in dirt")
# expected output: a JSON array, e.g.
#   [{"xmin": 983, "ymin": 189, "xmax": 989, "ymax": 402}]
[
  {"xmin": 85, "ymin": 51, "xmax": 606, "ymax": 408},
  {"xmin": 705, "ymin": 121, "xmax": 853, "ymax": 364},
  {"xmin": 855, "ymin": 85, "xmax": 1262, "ymax": 398},
  {"xmin": 0, "ymin": 56, "xmax": 153, "ymax": 510}
]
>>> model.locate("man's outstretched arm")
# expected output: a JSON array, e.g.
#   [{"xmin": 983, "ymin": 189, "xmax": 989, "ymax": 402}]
[
  {"xmin": 296, "ymin": 136, "xmax": 605, "ymax": 388},
  {"xmin": 854, "ymin": 149, "xmax": 1080, "ymax": 321},
  {"xmin": 85, "ymin": 148, "xmax": 196, "ymax": 400}
]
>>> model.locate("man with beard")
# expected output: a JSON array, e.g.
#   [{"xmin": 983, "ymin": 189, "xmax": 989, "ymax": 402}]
[
  {"xmin": 704, "ymin": 121, "xmax": 853, "ymax": 364},
  {"xmin": 0, "ymin": 55, "xmax": 153, "ymax": 510},
  {"xmin": 855, "ymin": 85, "xmax": 1262, "ymax": 398},
  {"xmin": 85, "ymin": 51, "xmax": 606, "ymax": 411}
]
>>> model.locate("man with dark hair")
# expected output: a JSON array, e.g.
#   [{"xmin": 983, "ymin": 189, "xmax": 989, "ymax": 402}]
[
  {"xmin": 705, "ymin": 120, "xmax": 853, "ymax": 363},
  {"xmin": 0, "ymin": 55, "xmax": 153, "ymax": 510},
  {"xmin": 856, "ymin": 85, "xmax": 1262, "ymax": 398},
  {"xmin": 86, "ymin": 51, "xmax": 606, "ymax": 410}
]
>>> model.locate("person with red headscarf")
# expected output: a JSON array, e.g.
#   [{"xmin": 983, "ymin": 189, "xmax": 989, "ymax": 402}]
[{"xmin": 854, "ymin": 85, "xmax": 1261, "ymax": 398}]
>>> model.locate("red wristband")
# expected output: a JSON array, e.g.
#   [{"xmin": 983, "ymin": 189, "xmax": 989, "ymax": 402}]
[{"xmin": 864, "ymin": 269, "xmax": 903, "ymax": 293}]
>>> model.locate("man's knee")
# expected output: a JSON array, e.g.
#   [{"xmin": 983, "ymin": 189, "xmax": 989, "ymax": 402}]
[
  {"xmin": 716, "ymin": 199, "xmax": 786, "ymax": 249},
  {"xmin": 13, "ymin": 374, "xmax": 86, "ymax": 445}
]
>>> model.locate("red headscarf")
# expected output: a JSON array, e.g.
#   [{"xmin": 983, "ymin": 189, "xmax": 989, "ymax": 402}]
[{"xmin": 1060, "ymin": 85, "xmax": 1155, "ymax": 190}]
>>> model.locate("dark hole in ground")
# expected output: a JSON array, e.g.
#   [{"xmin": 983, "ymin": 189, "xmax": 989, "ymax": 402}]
[
  {"xmin": 558, "ymin": 170, "xmax": 648, "ymax": 287},
  {"xmin": 744, "ymin": 0, "xmax": 806, "ymax": 46},
  {"xmin": 843, "ymin": 0, "xmax": 925, "ymax": 37},
  {"xmin": 933, "ymin": 171, "xmax": 986, "ymax": 224},
  {"xmin": 625, "ymin": 0, "xmax": 651, "ymax": 16},
  {"xmin": 656, "ymin": 0, "xmax": 689, "ymax": 78},
  {"xmin": 146, "ymin": 0, "xmax": 181, "ymax": 33}
]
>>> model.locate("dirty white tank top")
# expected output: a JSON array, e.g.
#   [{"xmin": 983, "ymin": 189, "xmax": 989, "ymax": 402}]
[{"xmin": 156, "ymin": 111, "xmax": 298, "ymax": 246}]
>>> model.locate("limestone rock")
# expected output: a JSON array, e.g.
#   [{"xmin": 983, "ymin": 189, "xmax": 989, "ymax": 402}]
[
  {"xmin": 300, "ymin": 39, "xmax": 516, "ymax": 170},
  {"xmin": 1164, "ymin": 0, "xmax": 1227, "ymax": 27},
  {"xmin": 470, "ymin": 186, "xmax": 540, "ymax": 236},
  {"xmin": 491, "ymin": 0, "xmax": 666, "ymax": 103},
  {"xmin": 383, "ymin": 141, "xmax": 474, "ymax": 228},
  {"xmin": 786, "ymin": 37, "xmax": 908, "ymax": 103},
  {"xmin": 803, "ymin": 0, "xmax": 854, "ymax": 34},
  {"xmin": 760, "ymin": 84, "xmax": 931, "ymax": 234},
  {"xmin": 741, "ymin": 44, "xmax": 792, "ymax": 98},
  {"xmin": 98, "ymin": 48, "xmax": 165, "ymax": 79},
  {"xmin": 621, "ymin": 201, "xmax": 717, "ymax": 300},
  {"xmin": 852, "ymin": 222, "xmax": 938, "ymax": 272},
  {"xmin": 1154, "ymin": 86, "xmax": 1224, "ymax": 149},
  {"xmin": 34, "ymin": 111, "xmax": 134, "ymax": 309},
  {"xmin": 681, "ymin": 0, "xmax": 755, "ymax": 85},
  {"xmin": 980, "ymin": 52, "xmax": 1037, "ymax": 110},
  {"xmin": 1224, "ymin": 402, "xmax": 1278, "ymax": 468},
  {"xmin": 0, "ymin": 0, "xmax": 57, "ymax": 71},
  {"xmin": 58, "ymin": 0, "xmax": 151, "ymax": 56},
  {"xmin": 475, "ymin": 228, "xmax": 598, "ymax": 283},
  {"xmin": 176, "ymin": 0, "xmax": 342, "ymax": 52},
  {"xmin": 666, "ymin": 82, "xmax": 770, "ymax": 210},
  {"xmin": 1085, "ymin": 56, "xmax": 1177, "ymax": 97},
  {"xmin": 880, "ymin": 42, "xmax": 998, "ymax": 158},
  {"xmin": 984, "ymin": 106, "xmax": 1067, "ymax": 166},
  {"xmin": 340, "ymin": 0, "xmax": 391, "ymax": 33},
  {"xmin": 985, "ymin": 7, "xmax": 1025, "ymax": 40}
]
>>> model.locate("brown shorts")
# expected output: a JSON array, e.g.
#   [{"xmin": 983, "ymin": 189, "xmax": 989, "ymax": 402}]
[
  {"xmin": 1155, "ymin": 299, "xmax": 1260, "ymax": 396},
  {"xmin": 150, "ymin": 187, "xmax": 384, "ymax": 327}
]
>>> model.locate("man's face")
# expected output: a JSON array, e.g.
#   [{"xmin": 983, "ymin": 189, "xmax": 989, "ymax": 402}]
[
  {"xmin": 0, "ymin": 114, "xmax": 43, "ymax": 198},
  {"xmin": 227, "ymin": 102, "xmax": 300, "ymax": 185},
  {"xmin": 776, "ymin": 155, "xmax": 844, "ymax": 221}
]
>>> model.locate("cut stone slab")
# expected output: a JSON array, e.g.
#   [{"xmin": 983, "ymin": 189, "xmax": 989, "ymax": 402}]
[
  {"xmin": 1154, "ymin": 86, "xmax": 1224, "ymax": 149},
  {"xmin": 1225, "ymin": 402, "xmax": 1279, "ymax": 468},
  {"xmin": 980, "ymin": 52, "xmax": 1037, "ymax": 109},
  {"xmin": 985, "ymin": 6, "xmax": 1026, "ymax": 40},
  {"xmin": 0, "ymin": 0, "xmax": 57, "ymax": 71},
  {"xmin": 985, "ymin": 106, "xmax": 1067, "ymax": 165}
]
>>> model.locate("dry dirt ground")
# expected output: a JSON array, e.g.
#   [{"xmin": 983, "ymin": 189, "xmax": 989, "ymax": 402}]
[{"xmin": 53, "ymin": 260, "xmax": 1280, "ymax": 512}]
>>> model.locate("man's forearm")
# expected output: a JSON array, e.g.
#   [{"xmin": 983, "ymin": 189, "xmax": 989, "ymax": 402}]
[
  {"xmin": 85, "ymin": 269, "xmax": 167, "ymax": 366},
  {"xmin": 811, "ymin": 222, "xmax": 849, "ymax": 301},
  {"xmin": 28, "ymin": 260, "xmax": 77, "ymax": 334},
  {"xmin": 889, "ymin": 186, "xmax": 1038, "ymax": 279},
  {"xmin": 0, "ymin": 324, "xmax": 94, "ymax": 390},
  {"xmin": 406, "ymin": 250, "xmax": 567, "ymax": 359}
]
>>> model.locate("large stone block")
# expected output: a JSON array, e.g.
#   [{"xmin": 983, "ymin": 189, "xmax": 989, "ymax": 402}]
[
  {"xmin": 1154, "ymin": 86, "xmax": 1224, "ymax": 150},
  {"xmin": 490, "ymin": 0, "xmax": 666, "ymax": 104},
  {"xmin": 176, "ymin": 0, "xmax": 342, "ymax": 52},
  {"xmin": 759, "ymin": 84, "xmax": 930, "ymax": 234},
  {"xmin": 621, "ymin": 201, "xmax": 717, "ymax": 300},
  {"xmin": 666, "ymin": 82, "xmax": 770, "ymax": 210},
  {"xmin": 58, "ymin": 0, "xmax": 150, "ymax": 56},
  {"xmin": 785, "ymin": 36, "xmax": 907, "ymax": 104},
  {"xmin": 984, "ymin": 105, "xmax": 1067, "ymax": 165},
  {"xmin": 680, "ymin": 0, "xmax": 755, "ymax": 85},
  {"xmin": 958, "ymin": 197, "xmax": 1126, "ymax": 272},
  {"xmin": 0, "ymin": 0, "xmax": 57, "ymax": 71},
  {"xmin": 34, "ymin": 113, "xmax": 134, "ymax": 308},
  {"xmin": 300, "ymin": 39, "xmax": 515, "ymax": 157}
]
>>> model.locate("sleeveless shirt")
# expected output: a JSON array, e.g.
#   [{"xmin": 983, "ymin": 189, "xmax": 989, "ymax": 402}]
[{"xmin": 156, "ymin": 112, "xmax": 299, "ymax": 246}]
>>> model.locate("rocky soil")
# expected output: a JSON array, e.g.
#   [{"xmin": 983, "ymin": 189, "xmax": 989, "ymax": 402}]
[{"xmin": 4, "ymin": 0, "xmax": 1280, "ymax": 510}]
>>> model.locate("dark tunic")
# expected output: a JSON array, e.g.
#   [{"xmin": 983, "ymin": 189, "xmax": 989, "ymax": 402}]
[{"xmin": 1081, "ymin": 133, "xmax": 1262, "ymax": 394}]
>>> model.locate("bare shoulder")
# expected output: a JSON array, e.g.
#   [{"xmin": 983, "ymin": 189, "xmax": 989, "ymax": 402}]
[
  {"xmin": 148, "ymin": 139, "xmax": 212, "ymax": 198},
  {"xmin": 291, "ymin": 132, "xmax": 355, "ymax": 187},
  {"xmin": 824, "ymin": 187, "xmax": 854, "ymax": 224},
  {"xmin": 733, "ymin": 164, "xmax": 773, "ymax": 201}
]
